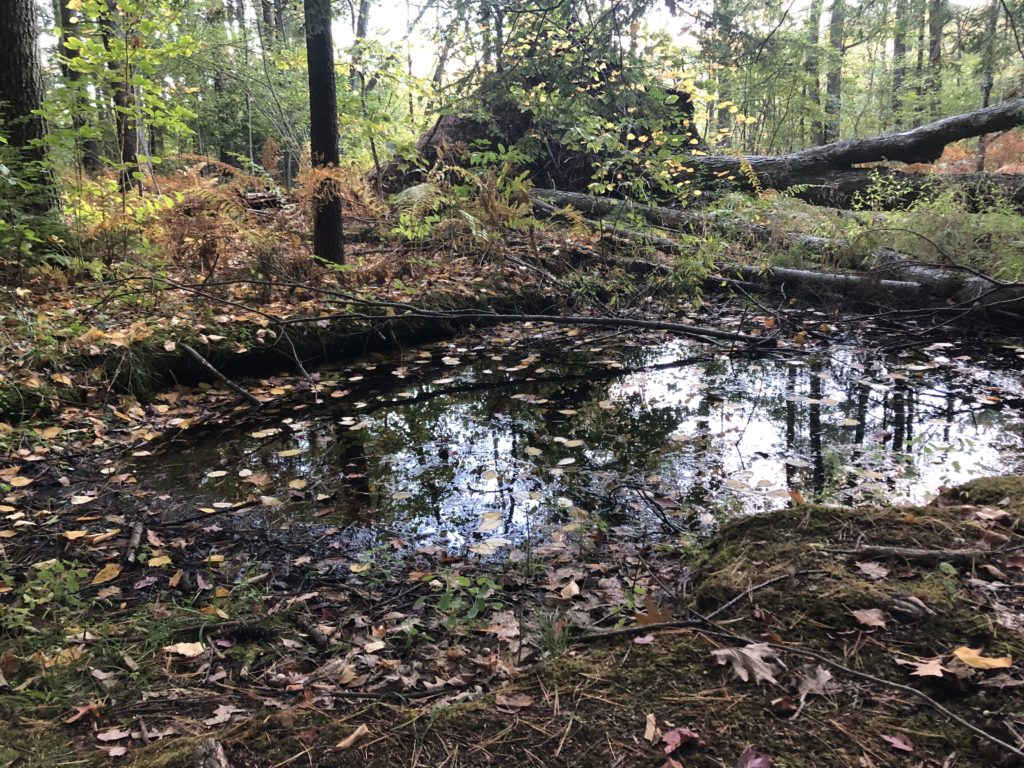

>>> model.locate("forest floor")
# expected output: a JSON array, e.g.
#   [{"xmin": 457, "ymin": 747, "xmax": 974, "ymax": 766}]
[{"xmin": 3, "ymin": 181, "xmax": 1024, "ymax": 766}]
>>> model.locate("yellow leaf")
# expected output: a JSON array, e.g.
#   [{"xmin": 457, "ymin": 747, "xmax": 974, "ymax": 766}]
[
  {"xmin": 288, "ymin": 479, "xmax": 308, "ymax": 490},
  {"xmin": 162, "ymin": 642, "xmax": 205, "ymax": 658},
  {"xmin": 91, "ymin": 563, "xmax": 122, "ymax": 585},
  {"xmin": 0, "ymin": 530, "xmax": 17, "ymax": 538},
  {"xmin": 952, "ymin": 647, "xmax": 1012, "ymax": 669},
  {"xmin": 70, "ymin": 495, "xmax": 96, "ymax": 506},
  {"xmin": 349, "ymin": 562, "xmax": 371, "ymax": 573},
  {"xmin": 147, "ymin": 555, "xmax": 173, "ymax": 568},
  {"xmin": 63, "ymin": 531, "xmax": 89, "ymax": 541},
  {"xmin": 9, "ymin": 476, "xmax": 32, "ymax": 488}
]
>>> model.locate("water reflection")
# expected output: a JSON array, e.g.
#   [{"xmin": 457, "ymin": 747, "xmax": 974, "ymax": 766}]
[{"xmin": 151, "ymin": 337, "xmax": 1024, "ymax": 547}]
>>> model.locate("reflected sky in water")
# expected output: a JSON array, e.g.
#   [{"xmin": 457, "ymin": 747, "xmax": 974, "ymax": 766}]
[{"xmin": 150, "ymin": 335, "xmax": 1024, "ymax": 549}]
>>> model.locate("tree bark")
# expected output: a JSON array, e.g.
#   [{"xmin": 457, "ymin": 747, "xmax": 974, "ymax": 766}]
[
  {"xmin": 892, "ymin": 0, "xmax": 908, "ymax": 127},
  {"xmin": 0, "ymin": 0, "xmax": 54, "ymax": 209},
  {"xmin": 304, "ymin": 0, "xmax": 344, "ymax": 264},
  {"xmin": 927, "ymin": 0, "xmax": 946, "ymax": 119},
  {"xmin": 55, "ymin": 0, "xmax": 102, "ymax": 173},
  {"xmin": 103, "ymin": 0, "xmax": 141, "ymax": 194},
  {"xmin": 685, "ymin": 98, "xmax": 1024, "ymax": 183},
  {"xmin": 823, "ymin": 0, "xmax": 845, "ymax": 143},
  {"xmin": 804, "ymin": 0, "xmax": 824, "ymax": 145},
  {"xmin": 976, "ymin": 0, "xmax": 999, "ymax": 171}
]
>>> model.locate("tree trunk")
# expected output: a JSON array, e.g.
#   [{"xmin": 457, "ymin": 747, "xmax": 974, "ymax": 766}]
[
  {"xmin": 274, "ymin": 0, "xmax": 288, "ymax": 42},
  {"xmin": 304, "ymin": 0, "xmax": 344, "ymax": 264},
  {"xmin": 55, "ymin": 0, "xmax": 103, "ymax": 173},
  {"xmin": 892, "ymin": 0, "xmax": 908, "ymax": 128},
  {"xmin": 927, "ymin": 0, "xmax": 946, "ymax": 119},
  {"xmin": 913, "ymin": 0, "xmax": 926, "ymax": 126},
  {"xmin": 0, "ymin": 0, "xmax": 54, "ymax": 209},
  {"xmin": 824, "ymin": 0, "xmax": 845, "ymax": 143},
  {"xmin": 976, "ymin": 0, "xmax": 999, "ymax": 171},
  {"xmin": 804, "ymin": 0, "xmax": 824, "ymax": 145},
  {"xmin": 261, "ymin": 0, "xmax": 276, "ymax": 43},
  {"xmin": 103, "ymin": 0, "xmax": 140, "ymax": 194},
  {"xmin": 350, "ymin": 0, "xmax": 371, "ymax": 91}
]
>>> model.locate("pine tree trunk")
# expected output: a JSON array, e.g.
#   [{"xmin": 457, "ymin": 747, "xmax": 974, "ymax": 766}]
[
  {"xmin": 0, "ymin": 0, "xmax": 55, "ymax": 209},
  {"xmin": 823, "ymin": 0, "xmax": 845, "ymax": 143},
  {"xmin": 304, "ymin": 0, "xmax": 344, "ymax": 264}
]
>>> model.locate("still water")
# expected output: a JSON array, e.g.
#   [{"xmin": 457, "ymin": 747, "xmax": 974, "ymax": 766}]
[{"xmin": 150, "ymin": 332, "xmax": 1024, "ymax": 550}]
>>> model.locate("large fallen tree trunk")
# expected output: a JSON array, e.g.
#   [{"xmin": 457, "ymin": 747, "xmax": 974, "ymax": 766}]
[
  {"xmin": 691, "ymin": 100, "xmax": 1024, "ymax": 210},
  {"xmin": 700, "ymin": 99, "xmax": 1024, "ymax": 177},
  {"xmin": 535, "ymin": 189, "xmax": 1024, "ymax": 325}
]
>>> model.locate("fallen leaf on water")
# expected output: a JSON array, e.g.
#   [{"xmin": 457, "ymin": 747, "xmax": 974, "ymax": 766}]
[
  {"xmin": 851, "ymin": 608, "xmax": 887, "ymax": 629},
  {"xmin": 952, "ymin": 646, "xmax": 1012, "ymax": 669},
  {"xmin": 881, "ymin": 733, "xmax": 914, "ymax": 752},
  {"xmin": 336, "ymin": 724, "xmax": 370, "ymax": 749}
]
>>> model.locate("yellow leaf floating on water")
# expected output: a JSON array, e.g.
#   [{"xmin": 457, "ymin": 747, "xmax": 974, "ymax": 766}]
[
  {"xmin": 952, "ymin": 646, "xmax": 1012, "ymax": 669},
  {"xmin": 92, "ymin": 563, "xmax": 122, "ymax": 585}
]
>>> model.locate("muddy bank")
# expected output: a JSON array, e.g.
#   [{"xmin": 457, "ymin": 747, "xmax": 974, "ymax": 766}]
[
  {"xmin": 0, "ymin": 283, "xmax": 553, "ymax": 424},
  {"xmin": 90, "ymin": 476, "xmax": 1024, "ymax": 768}
]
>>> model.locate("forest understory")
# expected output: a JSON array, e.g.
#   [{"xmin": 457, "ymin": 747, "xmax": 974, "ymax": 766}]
[{"xmin": 2, "ymin": 159, "xmax": 1024, "ymax": 767}]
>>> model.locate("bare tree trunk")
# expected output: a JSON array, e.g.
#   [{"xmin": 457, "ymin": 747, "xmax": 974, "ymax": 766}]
[
  {"xmin": 892, "ymin": 0, "xmax": 908, "ymax": 127},
  {"xmin": 55, "ymin": 0, "xmax": 102, "ymax": 173},
  {"xmin": 913, "ymin": 0, "xmax": 926, "ymax": 126},
  {"xmin": 927, "ymin": 0, "xmax": 946, "ymax": 119},
  {"xmin": 104, "ymin": 0, "xmax": 140, "ymax": 193},
  {"xmin": 976, "ymin": 0, "xmax": 999, "ymax": 171},
  {"xmin": 0, "ymin": 0, "xmax": 55, "ymax": 209},
  {"xmin": 304, "ymin": 0, "xmax": 344, "ymax": 264},
  {"xmin": 261, "ymin": 0, "xmax": 276, "ymax": 43},
  {"xmin": 804, "ymin": 0, "xmax": 824, "ymax": 145},
  {"xmin": 274, "ymin": 0, "xmax": 288, "ymax": 42},
  {"xmin": 823, "ymin": 0, "xmax": 845, "ymax": 143},
  {"xmin": 350, "ymin": 0, "xmax": 371, "ymax": 91}
]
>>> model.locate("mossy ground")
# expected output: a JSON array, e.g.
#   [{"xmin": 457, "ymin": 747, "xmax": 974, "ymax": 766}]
[{"xmin": 38, "ymin": 479, "xmax": 1014, "ymax": 768}]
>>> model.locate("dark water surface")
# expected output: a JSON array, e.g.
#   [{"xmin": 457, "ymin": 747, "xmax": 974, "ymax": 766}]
[{"xmin": 149, "ymin": 331, "xmax": 1024, "ymax": 552}]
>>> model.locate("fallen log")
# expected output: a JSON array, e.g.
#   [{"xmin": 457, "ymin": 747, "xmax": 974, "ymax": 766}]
[
  {"xmin": 695, "ymin": 99, "xmax": 1024, "ymax": 179},
  {"xmin": 707, "ymin": 167, "xmax": 1024, "ymax": 211},
  {"xmin": 535, "ymin": 189, "xmax": 1024, "ymax": 323}
]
